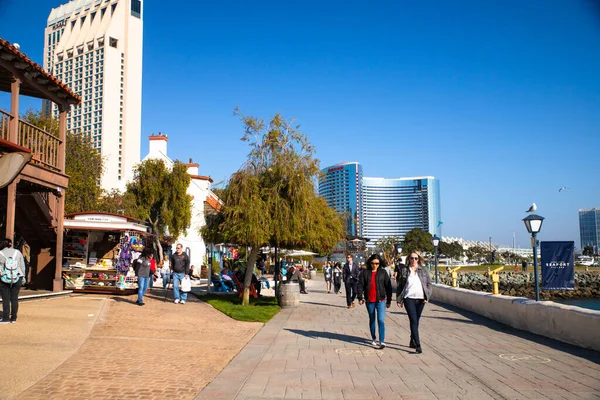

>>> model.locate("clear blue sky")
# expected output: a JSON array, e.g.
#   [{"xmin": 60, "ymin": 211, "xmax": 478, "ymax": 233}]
[{"xmin": 1, "ymin": 0, "xmax": 599, "ymax": 249}]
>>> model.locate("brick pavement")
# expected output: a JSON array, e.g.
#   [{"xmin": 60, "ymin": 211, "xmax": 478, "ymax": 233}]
[
  {"xmin": 198, "ymin": 278, "xmax": 600, "ymax": 400},
  {"xmin": 15, "ymin": 290, "xmax": 262, "ymax": 400}
]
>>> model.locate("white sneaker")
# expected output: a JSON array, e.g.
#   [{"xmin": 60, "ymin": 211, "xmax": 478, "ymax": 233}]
[
  {"xmin": 371, "ymin": 340, "xmax": 378, "ymax": 347},
  {"xmin": 379, "ymin": 342, "xmax": 386, "ymax": 349},
  {"xmin": 180, "ymin": 300, "xmax": 186, "ymax": 304},
  {"xmin": 174, "ymin": 299, "xmax": 180, "ymax": 304}
]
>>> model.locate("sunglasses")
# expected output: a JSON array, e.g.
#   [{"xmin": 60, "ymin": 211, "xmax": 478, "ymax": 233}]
[
  {"xmin": 371, "ymin": 262, "xmax": 380, "ymax": 265},
  {"xmin": 409, "ymin": 257, "xmax": 419, "ymax": 260}
]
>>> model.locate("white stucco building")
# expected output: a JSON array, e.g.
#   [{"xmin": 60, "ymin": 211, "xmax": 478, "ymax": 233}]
[
  {"xmin": 143, "ymin": 133, "xmax": 221, "ymax": 268},
  {"xmin": 44, "ymin": 0, "xmax": 143, "ymax": 190}
]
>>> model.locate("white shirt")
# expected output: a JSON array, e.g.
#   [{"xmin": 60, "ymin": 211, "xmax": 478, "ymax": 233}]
[{"xmin": 404, "ymin": 269, "xmax": 425, "ymax": 299}]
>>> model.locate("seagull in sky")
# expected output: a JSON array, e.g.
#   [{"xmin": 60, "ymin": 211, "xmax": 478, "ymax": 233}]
[
  {"xmin": 526, "ymin": 203, "xmax": 537, "ymax": 213},
  {"xmin": 559, "ymin": 186, "xmax": 568, "ymax": 192}
]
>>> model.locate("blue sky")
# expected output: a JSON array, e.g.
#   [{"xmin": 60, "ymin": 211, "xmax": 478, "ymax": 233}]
[{"xmin": 1, "ymin": 0, "xmax": 599, "ymax": 248}]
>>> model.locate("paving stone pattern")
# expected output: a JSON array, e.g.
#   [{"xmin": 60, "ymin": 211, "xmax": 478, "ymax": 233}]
[
  {"xmin": 198, "ymin": 279, "xmax": 600, "ymax": 400},
  {"xmin": 15, "ymin": 291, "xmax": 262, "ymax": 400}
]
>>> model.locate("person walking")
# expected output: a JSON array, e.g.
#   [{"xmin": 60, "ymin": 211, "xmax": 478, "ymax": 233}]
[
  {"xmin": 0, "ymin": 238, "xmax": 26, "ymax": 323},
  {"xmin": 333, "ymin": 262, "xmax": 343, "ymax": 295},
  {"xmin": 396, "ymin": 251, "xmax": 432, "ymax": 354},
  {"xmin": 343, "ymin": 254, "xmax": 360, "ymax": 308},
  {"xmin": 358, "ymin": 254, "xmax": 392, "ymax": 348},
  {"xmin": 170, "ymin": 243, "xmax": 190, "ymax": 304},
  {"xmin": 324, "ymin": 261, "xmax": 333, "ymax": 293},
  {"xmin": 135, "ymin": 248, "xmax": 153, "ymax": 306}
]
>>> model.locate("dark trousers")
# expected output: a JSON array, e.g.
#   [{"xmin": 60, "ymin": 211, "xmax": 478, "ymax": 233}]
[
  {"xmin": 0, "ymin": 277, "xmax": 22, "ymax": 322},
  {"xmin": 345, "ymin": 280, "xmax": 358, "ymax": 306},
  {"xmin": 333, "ymin": 278, "xmax": 342, "ymax": 294},
  {"xmin": 404, "ymin": 298, "xmax": 425, "ymax": 346}
]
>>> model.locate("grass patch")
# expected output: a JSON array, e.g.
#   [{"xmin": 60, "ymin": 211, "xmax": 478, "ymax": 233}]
[{"xmin": 196, "ymin": 293, "xmax": 280, "ymax": 323}]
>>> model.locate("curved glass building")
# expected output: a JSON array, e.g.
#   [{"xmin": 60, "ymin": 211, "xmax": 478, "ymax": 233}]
[
  {"xmin": 362, "ymin": 176, "xmax": 441, "ymax": 244},
  {"xmin": 318, "ymin": 162, "xmax": 362, "ymax": 236}
]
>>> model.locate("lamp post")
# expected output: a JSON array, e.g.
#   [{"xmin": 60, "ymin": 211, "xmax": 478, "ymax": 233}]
[
  {"xmin": 522, "ymin": 214, "xmax": 544, "ymax": 301},
  {"xmin": 431, "ymin": 235, "xmax": 440, "ymax": 284}
]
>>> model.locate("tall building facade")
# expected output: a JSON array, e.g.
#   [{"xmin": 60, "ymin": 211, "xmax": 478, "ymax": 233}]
[
  {"xmin": 318, "ymin": 162, "xmax": 363, "ymax": 236},
  {"xmin": 361, "ymin": 176, "xmax": 441, "ymax": 245},
  {"xmin": 579, "ymin": 207, "xmax": 600, "ymax": 253},
  {"xmin": 44, "ymin": 0, "xmax": 143, "ymax": 190}
]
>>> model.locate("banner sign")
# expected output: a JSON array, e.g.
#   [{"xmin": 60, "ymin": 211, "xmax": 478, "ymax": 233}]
[{"xmin": 541, "ymin": 241, "xmax": 574, "ymax": 290}]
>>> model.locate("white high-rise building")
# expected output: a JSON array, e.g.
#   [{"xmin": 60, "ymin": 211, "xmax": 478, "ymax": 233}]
[{"xmin": 43, "ymin": 0, "xmax": 143, "ymax": 190}]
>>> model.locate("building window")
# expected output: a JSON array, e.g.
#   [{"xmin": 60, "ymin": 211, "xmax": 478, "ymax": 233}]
[
  {"xmin": 131, "ymin": 0, "xmax": 141, "ymax": 18},
  {"xmin": 109, "ymin": 37, "xmax": 118, "ymax": 48}
]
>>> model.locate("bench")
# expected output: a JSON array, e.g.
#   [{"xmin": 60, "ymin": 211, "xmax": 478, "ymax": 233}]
[{"xmin": 232, "ymin": 274, "xmax": 258, "ymax": 299}]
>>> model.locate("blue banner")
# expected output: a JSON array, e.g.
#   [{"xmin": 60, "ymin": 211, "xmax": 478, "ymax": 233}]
[{"xmin": 541, "ymin": 241, "xmax": 574, "ymax": 290}]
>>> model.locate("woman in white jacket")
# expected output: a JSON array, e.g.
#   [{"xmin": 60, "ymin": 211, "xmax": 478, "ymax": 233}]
[{"xmin": 0, "ymin": 238, "xmax": 26, "ymax": 324}]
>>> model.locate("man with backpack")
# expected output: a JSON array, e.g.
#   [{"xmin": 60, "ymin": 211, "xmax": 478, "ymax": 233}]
[{"xmin": 0, "ymin": 238, "xmax": 26, "ymax": 324}]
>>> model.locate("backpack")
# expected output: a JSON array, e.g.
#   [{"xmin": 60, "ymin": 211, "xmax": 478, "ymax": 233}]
[{"xmin": 0, "ymin": 250, "xmax": 20, "ymax": 284}]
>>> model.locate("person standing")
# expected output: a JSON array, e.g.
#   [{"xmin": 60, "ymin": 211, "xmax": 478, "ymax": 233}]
[
  {"xmin": 170, "ymin": 243, "xmax": 190, "ymax": 304},
  {"xmin": 0, "ymin": 238, "xmax": 26, "ymax": 323},
  {"xmin": 396, "ymin": 251, "xmax": 432, "ymax": 354},
  {"xmin": 358, "ymin": 254, "xmax": 392, "ymax": 348},
  {"xmin": 343, "ymin": 254, "xmax": 360, "ymax": 308},
  {"xmin": 135, "ymin": 248, "xmax": 153, "ymax": 306},
  {"xmin": 160, "ymin": 255, "xmax": 171, "ymax": 289},
  {"xmin": 333, "ymin": 262, "xmax": 343, "ymax": 295},
  {"xmin": 324, "ymin": 261, "xmax": 333, "ymax": 293}
]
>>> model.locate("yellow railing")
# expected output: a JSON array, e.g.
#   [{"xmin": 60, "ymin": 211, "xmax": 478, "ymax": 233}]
[{"xmin": 0, "ymin": 109, "xmax": 62, "ymax": 172}]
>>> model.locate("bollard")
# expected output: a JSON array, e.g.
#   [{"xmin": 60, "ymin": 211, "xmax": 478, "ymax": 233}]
[
  {"xmin": 449, "ymin": 266, "xmax": 462, "ymax": 287},
  {"xmin": 490, "ymin": 266, "xmax": 504, "ymax": 294}
]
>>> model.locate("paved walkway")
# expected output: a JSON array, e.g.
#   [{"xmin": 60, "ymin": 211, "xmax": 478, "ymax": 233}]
[
  {"xmin": 198, "ymin": 279, "xmax": 600, "ymax": 400},
  {"xmin": 8, "ymin": 290, "xmax": 261, "ymax": 400}
]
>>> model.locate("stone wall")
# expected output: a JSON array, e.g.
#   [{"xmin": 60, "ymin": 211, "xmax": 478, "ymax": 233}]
[
  {"xmin": 432, "ymin": 284, "xmax": 600, "ymax": 351},
  {"xmin": 437, "ymin": 271, "xmax": 600, "ymax": 300}
]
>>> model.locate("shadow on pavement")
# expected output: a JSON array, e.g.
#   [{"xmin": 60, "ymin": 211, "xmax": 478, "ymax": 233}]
[
  {"xmin": 111, "ymin": 296, "xmax": 137, "ymax": 305},
  {"xmin": 285, "ymin": 328, "xmax": 377, "ymax": 346},
  {"xmin": 431, "ymin": 301, "xmax": 600, "ymax": 362},
  {"xmin": 301, "ymin": 301, "xmax": 348, "ymax": 309}
]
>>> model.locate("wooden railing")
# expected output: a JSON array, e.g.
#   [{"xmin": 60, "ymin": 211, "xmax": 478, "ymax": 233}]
[{"xmin": 0, "ymin": 109, "xmax": 62, "ymax": 172}]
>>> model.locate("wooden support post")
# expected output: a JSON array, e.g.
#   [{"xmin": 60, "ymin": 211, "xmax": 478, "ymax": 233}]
[
  {"xmin": 53, "ymin": 194, "xmax": 65, "ymax": 292},
  {"xmin": 9, "ymin": 77, "xmax": 20, "ymax": 143}
]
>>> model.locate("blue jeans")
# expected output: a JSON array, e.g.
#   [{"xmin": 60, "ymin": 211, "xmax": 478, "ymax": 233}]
[
  {"xmin": 366, "ymin": 301, "xmax": 387, "ymax": 343},
  {"xmin": 403, "ymin": 298, "xmax": 425, "ymax": 347},
  {"xmin": 137, "ymin": 277, "xmax": 149, "ymax": 303},
  {"xmin": 173, "ymin": 272, "xmax": 188, "ymax": 302},
  {"xmin": 161, "ymin": 271, "xmax": 171, "ymax": 289}
]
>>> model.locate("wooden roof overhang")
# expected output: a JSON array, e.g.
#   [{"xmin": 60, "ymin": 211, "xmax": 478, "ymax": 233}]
[{"xmin": 0, "ymin": 37, "xmax": 81, "ymax": 110}]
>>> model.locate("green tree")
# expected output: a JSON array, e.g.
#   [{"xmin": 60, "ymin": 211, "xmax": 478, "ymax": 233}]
[
  {"xmin": 95, "ymin": 189, "xmax": 139, "ymax": 216},
  {"xmin": 402, "ymin": 228, "xmax": 433, "ymax": 255},
  {"xmin": 582, "ymin": 246, "xmax": 594, "ymax": 257},
  {"xmin": 375, "ymin": 236, "xmax": 402, "ymax": 266},
  {"xmin": 202, "ymin": 110, "xmax": 345, "ymax": 305},
  {"xmin": 126, "ymin": 158, "xmax": 192, "ymax": 260},
  {"xmin": 20, "ymin": 109, "xmax": 103, "ymax": 214}
]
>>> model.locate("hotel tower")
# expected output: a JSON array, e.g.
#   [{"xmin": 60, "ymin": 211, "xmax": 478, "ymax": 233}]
[{"xmin": 43, "ymin": 0, "xmax": 143, "ymax": 190}]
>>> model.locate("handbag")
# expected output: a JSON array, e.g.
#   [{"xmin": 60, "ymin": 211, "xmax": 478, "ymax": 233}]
[{"xmin": 181, "ymin": 275, "xmax": 192, "ymax": 292}]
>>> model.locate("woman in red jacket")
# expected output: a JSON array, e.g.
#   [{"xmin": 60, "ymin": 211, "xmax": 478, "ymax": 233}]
[{"xmin": 358, "ymin": 254, "xmax": 392, "ymax": 349}]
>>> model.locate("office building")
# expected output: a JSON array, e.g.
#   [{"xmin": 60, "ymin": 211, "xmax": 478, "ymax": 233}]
[
  {"xmin": 361, "ymin": 176, "xmax": 441, "ymax": 245},
  {"xmin": 579, "ymin": 207, "xmax": 600, "ymax": 253},
  {"xmin": 318, "ymin": 162, "xmax": 363, "ymax": 236},
  {"xmin": 44, "ymin": 0, "xmax": 143, "ymax": 190}
]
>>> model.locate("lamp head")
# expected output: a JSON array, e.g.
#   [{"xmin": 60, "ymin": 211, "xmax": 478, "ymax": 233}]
[
  {"xmin": 431, "ymin": 235, "xmax": 440, "ymax": 247},
  {"xmin": 523, "ymin": 214, "xmax": 545, "ymax": 234}
]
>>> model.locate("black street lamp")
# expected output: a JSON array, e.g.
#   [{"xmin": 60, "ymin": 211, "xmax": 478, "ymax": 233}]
[
  {"xmin": 523, "ymin": 214, "xmax": 545, "ymax": 301},
  {"xmin": 431, "ymin": 235, "xmax": 440, "ymax": 284}
]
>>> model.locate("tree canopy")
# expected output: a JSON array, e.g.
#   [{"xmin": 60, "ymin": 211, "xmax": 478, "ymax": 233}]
[
  {"xmin": 202, "ymin": 109, "xmax": 345, "ymax": 304},
  {"xmin": 583, "ymin": 246, "xmax": 594, "ymax": 257},
  {"xmin": 402, "ymin": 228, "xmax": 433, "ymax": 255},
  {"xmin": 21, "ymin": 109, "xmax": 103, "ymax": 214},
  {"xmin": 126, "ymin": 158, "xmax": 192, "ymax": 259}
]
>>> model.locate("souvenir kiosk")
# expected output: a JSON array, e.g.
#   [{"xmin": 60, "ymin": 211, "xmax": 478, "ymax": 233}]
[{"xmin": 62, "ymin": 212, "xmax": 153, "ymax": 294}]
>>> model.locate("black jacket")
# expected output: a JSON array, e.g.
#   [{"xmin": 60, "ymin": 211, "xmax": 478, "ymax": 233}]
[
  {"xmin": 342, "ymin": 262, "xmax": 360, "ymax": 283},
  {"xmin": 357, "ymin": 267, "xmax": 392, "ymax": 306}
]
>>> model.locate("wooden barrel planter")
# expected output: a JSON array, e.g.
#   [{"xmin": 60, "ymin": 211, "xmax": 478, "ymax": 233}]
[{"xmin": 278, "ymin": 281, "xmax": 300, "ymax": 308}]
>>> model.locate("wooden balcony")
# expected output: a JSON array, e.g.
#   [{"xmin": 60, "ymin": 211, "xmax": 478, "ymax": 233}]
[{"xmin": 0, "ymin": 108, "xmax": 62, "ymax": 173}]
